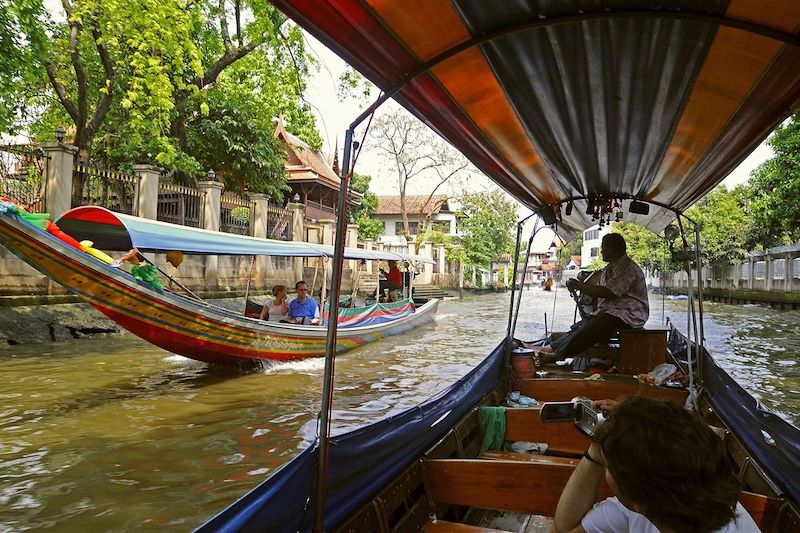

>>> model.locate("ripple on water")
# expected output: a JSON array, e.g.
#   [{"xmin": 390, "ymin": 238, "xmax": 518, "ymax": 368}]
[{"xmin": 0, "ymin": 294, "xmax": 797, "ymax": 531}]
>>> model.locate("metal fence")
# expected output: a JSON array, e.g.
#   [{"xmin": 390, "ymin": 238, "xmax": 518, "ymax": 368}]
[
  {"xmin": 157, "ymin": 182, "xmax": 204, "ymax": 228},
  {"xmin": 220, "ymin": 192, "xmax": 254, "ymax": 235},
  {"xmin": 73, "ymin": 163, "xmax": 138, "ymax": 214},
  {"xmin": 0, "ymin": 144, "xmax": 48, "ymax": 212},
  {"xmin": 266, "ymin": 204, "xmax": 290, "ymax": 240}
]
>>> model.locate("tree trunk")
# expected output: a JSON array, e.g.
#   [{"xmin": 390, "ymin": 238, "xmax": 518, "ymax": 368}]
[{"xmin": 71, "ymin": 128, "xmax": 93, "ymax": 207}]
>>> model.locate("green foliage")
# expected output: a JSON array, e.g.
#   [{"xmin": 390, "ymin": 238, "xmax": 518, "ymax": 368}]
[
  {"xmin": 417, "ymin": 229, "xmax": 466, "ymax": 263},
  {"xmin": 746, "ymin": 113, "xmax": 800, "ymax": 248},
  {"xmin": 9, "ymin": 0, "xmax": 320, "ymax": 196},
  {"xmin": 612, "ymin": 221, "xmax": 674, "ymax": 272},
  {"xmin": 585, "ymin": 257, "xmax": 606, "ymax": 271},
  {"xmin": 457, "ymin": 190, "xmax": 518, "ymax": 267},
  {"xmin": 349, "ymin": 172, "xmax": 383, "ymax": 240},
  {"xmin": 230, "ymin": 206, "xmax": 251, "ymax": 224},
  {"xmin": 685, "ymin": 185, "xmax": 749, "ymax": 263}
]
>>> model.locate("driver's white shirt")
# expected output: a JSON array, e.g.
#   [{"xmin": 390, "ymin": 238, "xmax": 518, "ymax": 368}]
[
  {"xmin": 595, "ymin": 254, "xmax": 648, "ymax": 327},
  {"xmin": 582, "ymin": 497, "xmax": 761, "ymax": 533}
]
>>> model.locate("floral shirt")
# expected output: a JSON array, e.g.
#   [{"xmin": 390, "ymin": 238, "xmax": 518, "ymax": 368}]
[{"xmin": 595, "ymin": 254, "xmax": 649, "ymax": 327}]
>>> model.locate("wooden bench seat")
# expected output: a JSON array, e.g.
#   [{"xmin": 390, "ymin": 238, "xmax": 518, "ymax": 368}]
[{"xmin": 479, "ymin": 450, "xmax": 580, "ymax": 466}]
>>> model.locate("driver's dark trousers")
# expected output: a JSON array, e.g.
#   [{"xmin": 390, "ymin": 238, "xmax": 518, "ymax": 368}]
[{"xmin": 549, "ymin": 312, "xmax": 629, "ymax": 358}]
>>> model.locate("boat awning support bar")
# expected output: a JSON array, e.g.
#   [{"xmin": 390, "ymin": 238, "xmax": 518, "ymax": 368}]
[
  {"xmin": 314, "ymin": 127, "xmax": 354, "ymax": 532},
  {"xmin": 504, "ymin": 214, "xmax": 534, "ymax": 362}
]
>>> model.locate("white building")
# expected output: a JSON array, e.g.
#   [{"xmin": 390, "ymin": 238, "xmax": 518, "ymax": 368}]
[
  {"xmin": 374, "ymin": 195, "xmax": 457, "ymax": 246},
  {"xmin": 580, "ymin": 224, "xmax": 613, "ymax": 267}
]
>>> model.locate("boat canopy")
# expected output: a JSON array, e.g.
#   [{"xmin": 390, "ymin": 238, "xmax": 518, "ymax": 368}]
[
  {"xmin": 55, "ymin": 206, "xmax": 434, "ymax": 263},
  {"xmin": 272, "ymin": 1, "xmax": 800, "ymax": 237}
]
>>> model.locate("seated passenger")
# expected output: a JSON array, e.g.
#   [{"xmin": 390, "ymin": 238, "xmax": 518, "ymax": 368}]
[
  {"xmin": 260, "ymin": 284, "xmax": 289, "ymax": 322},
  {"xmin": 553, "ymin": 396, "xmax": 758, "ymax": 533},
  {"xmin": 378, "ymin": 260, "xmax": 403, "ymax": 302},
  {"xmin": 288, "ymin": 280, "xmax": 319, "ymax": 325}
]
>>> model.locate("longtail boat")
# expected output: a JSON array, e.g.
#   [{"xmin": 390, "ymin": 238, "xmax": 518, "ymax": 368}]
[
  {"xmin": 0, "ymin": 204, "xmax": 438, "ymax": 365},
  {"xmin": 196, "ymin": 2, "xmax": 800, "ymax": 532}
]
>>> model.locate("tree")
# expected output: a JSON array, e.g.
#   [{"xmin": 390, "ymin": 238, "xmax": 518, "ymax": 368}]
[
  {"xmin": 368, "ymin": 110, "xmax": 471, "ymax": 239},
  {"xmin": 612, "ymin": 221, "xmax": 673, "ymax": 273},
  {"xmin": 685, "ymin": 185, "xmax": 749, "ymax": 264},
  {"xmin": 457, "ymin": 190, "xmax": 518, "ymax": 268},
  {"xmin": 14, "ymin": 0, "xmax": 318, "ymax": 201},
  {"xmin": 746, "ymin": 113, "xmax": 800, "ymax": 248},
  {"xmin": 349, "ymin": 172, "xmax": 383, "ymax": 240}
]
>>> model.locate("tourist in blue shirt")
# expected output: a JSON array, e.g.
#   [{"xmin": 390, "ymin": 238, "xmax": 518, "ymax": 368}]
[{"xmin": 288, "ymin": 281, "xmax": 319, "ymax": 325}]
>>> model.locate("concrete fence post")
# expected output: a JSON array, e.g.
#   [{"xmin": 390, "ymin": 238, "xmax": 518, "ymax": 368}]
[
  {"xmin": 198, "ymin": 180, "xmax": 224, "ymax": 290},
  {"xmin": 364, "ymin": 239, "xmax": 374, "ymax": 274},
  {"xmin": 287, "ymin": 201, "xmax": 305, "ymax": 283},
  {"xmin": 346, "ymin": 223, "xmax": 358, "ymax": 271},
  {"xmin": 41, "ymin": 142, "xmax": 77, "ymax": 219},
  {"xmin": 248, "ymin": 193, "xmax": 270, "ymax": 289},
  {"xmin": 132, "ymin": 164, "xmax": 161, "ymax": 220}
]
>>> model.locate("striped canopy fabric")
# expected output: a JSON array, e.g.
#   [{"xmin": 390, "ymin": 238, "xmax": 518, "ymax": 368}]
[
  {"xmin": 55, "ymin": 206, "xmax": 435, "ymax": 262},
  {"xmin": 273, "ymin": 1, "xmax": 800, "ymax": 236}
]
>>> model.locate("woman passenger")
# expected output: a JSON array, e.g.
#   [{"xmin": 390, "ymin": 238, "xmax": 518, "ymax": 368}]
[{"xmin": 260, "ymin": 284, "xmax": 289, "ymax": 322}]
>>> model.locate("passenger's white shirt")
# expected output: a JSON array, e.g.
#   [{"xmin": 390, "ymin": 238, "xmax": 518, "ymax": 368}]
[
  {"xmin": 581, "ymin": 496, "xmax": 761, "ymax": 533},
  {"xmin": 595, "ymin": 254, "xmax": 649, "ymax": 327}
]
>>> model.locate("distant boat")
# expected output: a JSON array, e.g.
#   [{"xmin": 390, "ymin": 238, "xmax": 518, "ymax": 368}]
[
  {"xmin": 668, "ymin": 294, "xmax": 690, "ymax": 301},
  {"xmin": 0, "ymin": 204, "xmax": 438, "ymax": 365}
]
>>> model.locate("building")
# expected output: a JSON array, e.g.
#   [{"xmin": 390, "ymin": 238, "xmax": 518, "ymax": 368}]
[
  {"xmin": 374, "ymin": 195, "xmax": 457, "ymax": 246},
  {"xmin": 581, "ymin": 224, "xmax": 613, "ymax": 267},
  {"xmin": 274, "ymin": 118, "xmax": 360, "ymax": 221}
]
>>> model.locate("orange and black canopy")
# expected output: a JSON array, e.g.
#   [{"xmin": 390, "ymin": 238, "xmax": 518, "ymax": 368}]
[{"xmin": 273, "ymin": 1, "xmax": 800, "ymax": 235}]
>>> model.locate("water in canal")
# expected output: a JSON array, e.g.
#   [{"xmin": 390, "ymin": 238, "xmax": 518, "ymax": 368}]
[{"xmin": 1, "ymin": 292, "xmax": 798, "ymax": 531}]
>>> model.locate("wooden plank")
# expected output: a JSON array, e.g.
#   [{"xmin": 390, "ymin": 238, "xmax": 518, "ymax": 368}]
[
  {"xmin": 738, "ymin": 491, "xmax": 785, "ymax": 532},
  {"xmin": 511, "ymin": 378, "xmax": 688, "ymax": 404},
  {"xmin": 479, "ymin": 451, "xmax": 579, "ymax": 466},
  {"xmin": 424, "ymin": 520, "xmax": 508, "ymax": 532},
  {"xmin": 503, "ymin": 408, "xmax": 590, "ymax": 455},
  {"xmin": 619, "ymin": 329, "xmax": 667, "ymax": 375},
  {"xmin": 422, "ymin": 459, "xmax": 612, "ymax": 517}
]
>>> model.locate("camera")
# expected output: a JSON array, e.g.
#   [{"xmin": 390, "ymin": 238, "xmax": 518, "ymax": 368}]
[{"xmin": 539, "ymin": 396, "xmax": 606, "ymax": 436}]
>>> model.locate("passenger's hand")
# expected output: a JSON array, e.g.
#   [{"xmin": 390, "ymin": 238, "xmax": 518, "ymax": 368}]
[{"xmin": 592, "ymin": 398, "xmax": 618, "ymax": 412}]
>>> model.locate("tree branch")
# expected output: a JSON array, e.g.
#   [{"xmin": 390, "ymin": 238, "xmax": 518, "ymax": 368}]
[
  {"xmin": 86, "ymin": 23, "xmax": 116, "ymax": 136},
  {"xmin": 44, "ymin": 60, "xmax": 79, "ymax": 123},
  {"xmin": 218, "ymin": 0, "xmax": 235, "ymax": 55},
  {"xmin": 67, "ymin": 20, "xmax": 88, "ymax": 126}
]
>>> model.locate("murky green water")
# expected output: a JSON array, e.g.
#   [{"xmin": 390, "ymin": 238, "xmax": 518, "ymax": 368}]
[{"xmin": 1, "ymin": 292, "xmax": 797, "ymax": 531}]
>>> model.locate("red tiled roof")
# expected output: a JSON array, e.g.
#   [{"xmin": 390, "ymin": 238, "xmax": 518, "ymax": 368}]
[
  {"xmin": 571, "ymin": 255, "xmax": 582, "ymax": 266},
  {"xmin": 275, "ymin": 118, "xmax": 341, "ymax": 190},
  {"xmin": 376, "ymin": 195, "xmax": 449, "ymax": 215}
]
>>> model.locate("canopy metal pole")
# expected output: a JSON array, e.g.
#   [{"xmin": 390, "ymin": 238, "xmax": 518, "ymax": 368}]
[
  {"xmin": 694, "ymin": 222, "xmax": 706, "ymax": 381},
  {"xmin": 242, "ymin": 255, "xmax": 256, "ymax": 315},
  {"xmin": 504, "ymin": 216, "xmax": 529, "ymax": 362},
  {"xmin": 511, "ymin": 223, "xmax": 542, "ymax": 341},
  {"xmin": 313, "ymin": 127, "xmax": 353, "ymax": 533}
]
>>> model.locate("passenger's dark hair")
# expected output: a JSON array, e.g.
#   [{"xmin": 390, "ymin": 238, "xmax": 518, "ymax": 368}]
[
  {"xmin": 602, "ymin": 232, "xmax": 626, "ymax": 254},
  {"xmin": 593, "ymin": 396, "xmax": 740, "ymax": 533},
  {"xmin": 295, "ymin": 280, "xmax": 307, "ymax": 290}
]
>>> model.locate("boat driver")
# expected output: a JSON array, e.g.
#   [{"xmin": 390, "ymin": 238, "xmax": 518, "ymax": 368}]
[
  {"xmin": 553, "ymin": 396, "xmax": 759, "ymax": 533},
  {"xmin": 378, "ymin": 260, "xmax": 403, "ymax": 302},
  {"xmin": 535, "ymin": 233, "xmax": 648, "ymax": 363},
  {"xmin": 287, "ymin": 281, "xmax": 319, "ymax": 325}
]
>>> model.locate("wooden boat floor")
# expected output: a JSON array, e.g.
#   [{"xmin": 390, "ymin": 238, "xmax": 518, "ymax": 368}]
[{"xmin": 425, "ymin": 513, "xmax": 553, "ymax": 532}]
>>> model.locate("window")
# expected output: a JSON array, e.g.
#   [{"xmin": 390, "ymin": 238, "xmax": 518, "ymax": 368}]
[
  {"xmin": 773, "ymin": 259, "xmax": 785, "ymax": 280},
  {"xmin": 584, "ymin": 229, "xmax": 599, "ymax": 240},
  {"xmin": 394, "ymin": 221, "xmax": 419, "ymax": 235},
  {"xmin": 794, "ymin": 258, "xmax": 800, "ymax": 279},
  {"xmin": 753, "ymin": 261, "xmax": 766, "ymax": 280},
  {"xmin": 590, "ymin": 247, "xmax": 599, "ymax": 257},
  {"xmin": 431, "ymin": 220, "xmax": 450, "ymax": 233},
  {"xmin": 740, "ymin": 263, "xmax": 749, "ymax": 279}
]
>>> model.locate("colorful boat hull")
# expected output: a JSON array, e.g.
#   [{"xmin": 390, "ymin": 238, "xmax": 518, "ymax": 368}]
[{"xmin": 0, "ymin": 211, "xmax": 438, "ymax": 365}]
